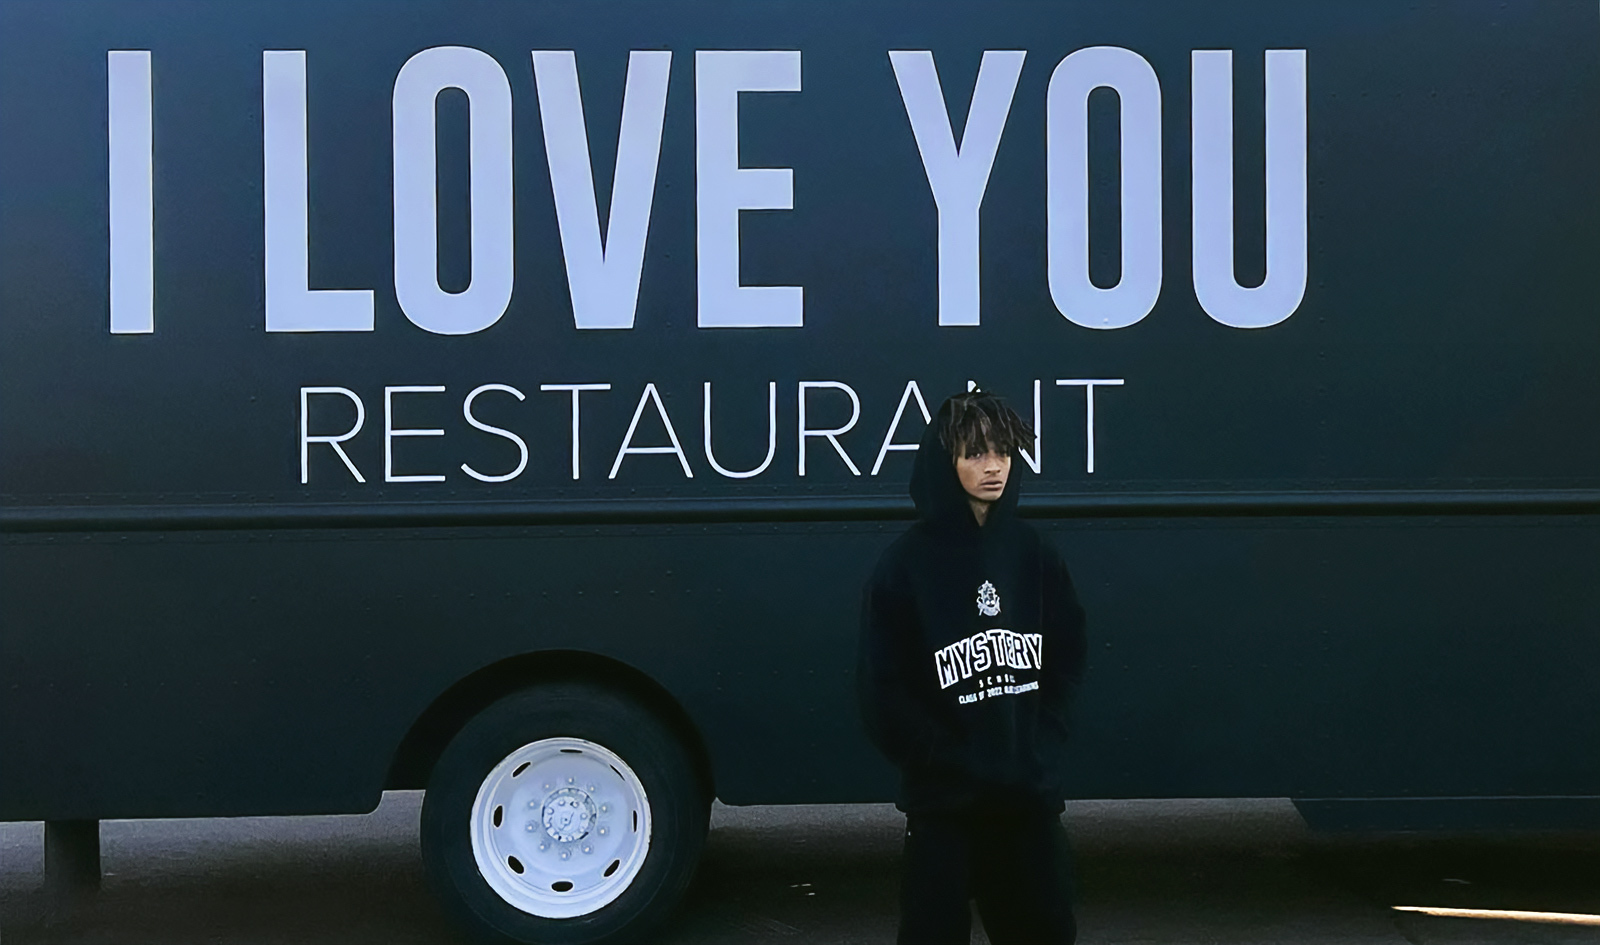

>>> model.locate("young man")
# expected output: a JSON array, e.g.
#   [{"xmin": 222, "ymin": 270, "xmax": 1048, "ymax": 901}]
[{"xmin": 859, "ymin": 389, "xmax": 1088, "ymax": 945}]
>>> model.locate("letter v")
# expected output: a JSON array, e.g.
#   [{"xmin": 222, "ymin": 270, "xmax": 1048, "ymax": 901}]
[{"xmin": 533, "ymin": 50, "xmax": 671, "ymax": 329}]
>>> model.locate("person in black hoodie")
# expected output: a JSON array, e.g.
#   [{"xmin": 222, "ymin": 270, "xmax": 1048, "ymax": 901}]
[{"xmin": 859, "ymin": 389, "xmax": 1087, "ymax": 945}]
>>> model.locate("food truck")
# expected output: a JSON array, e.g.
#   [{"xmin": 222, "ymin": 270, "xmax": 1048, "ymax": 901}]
[{"xmin": 3, "ymin": 1, "xmax": 1597, "ymax": 941}]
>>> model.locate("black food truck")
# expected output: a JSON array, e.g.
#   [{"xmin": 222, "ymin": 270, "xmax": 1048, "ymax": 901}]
[{"xmin": 3, "ymin": 1, "xmax": 1598, "ymax": 942}]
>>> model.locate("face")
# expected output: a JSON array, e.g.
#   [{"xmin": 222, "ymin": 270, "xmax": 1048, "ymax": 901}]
[{"xmin": 954, "ymin": 441, "xmax": 1011, "ymax": 505}]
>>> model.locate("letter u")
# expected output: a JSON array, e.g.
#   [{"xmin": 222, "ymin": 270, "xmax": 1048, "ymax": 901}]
[
  {"xmin": 1191, "ymin": 49, "xmax": 1307, "ymax": 329},
  {"xmin": 703, "ymin": 381, "xmax": 777, "ymax": 478}
]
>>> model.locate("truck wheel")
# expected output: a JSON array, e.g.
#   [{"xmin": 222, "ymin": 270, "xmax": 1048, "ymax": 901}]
[{"xmin": 421, "ymin": 682, "xmax": 709, "ymax": 944}]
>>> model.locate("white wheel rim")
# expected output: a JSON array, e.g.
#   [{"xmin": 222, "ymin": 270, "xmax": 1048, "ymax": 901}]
[{"xmin": 469, "ymin": 737, "xmax": 652, "ymax": 919}]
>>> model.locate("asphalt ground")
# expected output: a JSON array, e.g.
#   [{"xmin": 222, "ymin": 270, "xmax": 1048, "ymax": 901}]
[{"xmin": 4, "ymin": 795, "xmax": 1600, "ymax": 944}]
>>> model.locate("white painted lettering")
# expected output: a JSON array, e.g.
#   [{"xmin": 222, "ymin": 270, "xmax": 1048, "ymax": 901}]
[
  {"xmin": 460, "ymin": 384, "xmax": 528, "ymax": 482},
  {"xmin": 108, "ymin": 50, "xmax": 154, "ymax": 335},
  {"xmin": 1048, "ymin": 46, "xmax": 1163, "ymax": 330},
  {"xmin": 540, "ymin": 383, "xmax": 611, "ymax": 480},
  {"xmin": 704, "ymin": 381, "xmax": 777, "ymax": 478},
  {"xmin": 384, "ymin": 385, "xmax": 446, "ymax": 482},
  {"xmin": 393, "ymin": 46, "xmax": 514, "ymax": 335},
  {"xmin": 263, "ymin": 51, "xmax": 374, "ymax": 332},
  {"xmin": 533, "ymin": 50, "xmax": 670, "ymax": 330},
  {"xmin": 1019, "ymin": 379, "xmax": 1042, "ymax": 474},
  {"xmin": 1192, "ymin": 49, "xmax": 1308, "ymax": 329},
  {"xmin": 1056, "ymin": 378, "xmax": 1124, "ymax": 473},
  {"xmin": 870, "ymin": 380, "xmax": 932, "ymax": 476},
  {"xmin": 797, "ymin": 381, "xmax": 861, "ymax": 476},
  {"xmin": 890, "ymin": 50, "xmax": 1025, "ymax": 327},
  {"xmin": 610, "ymin": 382, "xmax": 694, "ymax": 479},
  {"xmin": 694, "ymin": 50, "xmax": 803, "ymax": 328},
  {"xmin": 300, "ymin": 386, "xmax": 366, "ymax": 483}
]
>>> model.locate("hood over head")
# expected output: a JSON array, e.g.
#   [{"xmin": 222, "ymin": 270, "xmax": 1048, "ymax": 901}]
[{"xmin": 909, "ymin": 398, "xmax": 1022, "ymax": 532}]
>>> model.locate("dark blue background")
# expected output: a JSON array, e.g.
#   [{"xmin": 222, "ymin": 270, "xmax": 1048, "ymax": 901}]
[{"xmin": 3, "ymin": 0, "xmax": 1596, "ymax": 507}]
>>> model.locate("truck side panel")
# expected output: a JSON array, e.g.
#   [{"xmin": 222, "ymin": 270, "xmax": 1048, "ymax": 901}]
[{"xmin": 5, "ymin": 515, "xmax": 1596, "ymax": 820}]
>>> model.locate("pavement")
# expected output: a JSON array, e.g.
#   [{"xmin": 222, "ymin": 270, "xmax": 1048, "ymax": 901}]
[{"xmin": 4, "ymin": 794, "xmax": 1600, "ymax": 944}]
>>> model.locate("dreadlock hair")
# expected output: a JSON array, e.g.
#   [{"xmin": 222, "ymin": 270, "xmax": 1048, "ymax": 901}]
[{"xmin": 938, "ymin": 389, "xmax": 1034, "ymax": 460}]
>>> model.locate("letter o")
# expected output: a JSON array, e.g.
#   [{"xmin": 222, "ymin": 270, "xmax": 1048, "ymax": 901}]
[
  {"xmin": 1047, "ymin": 46, "xmax": 1163, "ymax": 330},
  {"xmin": 392, "ymin": 46, "xmax": 514, "ymax": 335}
]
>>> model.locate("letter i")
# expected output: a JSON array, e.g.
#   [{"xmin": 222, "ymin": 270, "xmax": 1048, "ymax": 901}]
[{"xmin": 109, "ymin": 50, "xmax": 154, "ymax": 334}]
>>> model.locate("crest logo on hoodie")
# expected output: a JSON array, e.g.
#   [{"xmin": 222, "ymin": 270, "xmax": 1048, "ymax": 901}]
[{"xmin": 976, "ymin": 581, "xmax": 1001, "ymax": 617}]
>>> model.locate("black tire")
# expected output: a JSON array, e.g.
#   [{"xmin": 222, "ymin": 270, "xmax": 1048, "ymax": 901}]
[{"xmin": 421, "ymin": 682, "xmax": 709, "ymax": 945}]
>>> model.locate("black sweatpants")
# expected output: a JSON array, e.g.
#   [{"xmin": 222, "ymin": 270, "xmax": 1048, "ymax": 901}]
[{"xmin": 897, "ymin": 807, "xmax": 1076, "ymax": 945}]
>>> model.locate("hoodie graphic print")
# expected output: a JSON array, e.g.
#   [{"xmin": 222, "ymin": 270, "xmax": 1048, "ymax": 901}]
[{"xmin": 858, "ymin": 409, "xmax": 1088, "ymax": 813}]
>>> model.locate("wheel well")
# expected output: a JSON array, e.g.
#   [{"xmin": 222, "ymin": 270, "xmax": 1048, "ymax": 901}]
[{"xmin": 386, "ymin": 650, "xmax": 715, "ymax": 801}]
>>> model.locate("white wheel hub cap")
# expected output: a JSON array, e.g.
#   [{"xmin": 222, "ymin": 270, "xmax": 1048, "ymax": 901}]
[{"xmin": 470, "ymin": 737, "xmax": 652, "ymax": 918}]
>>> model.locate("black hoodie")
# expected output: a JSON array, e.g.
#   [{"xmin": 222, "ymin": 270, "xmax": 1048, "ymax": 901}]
[{"xmin": 858, "ymin": 406, "xmax": 1088, "ymax": 814}]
